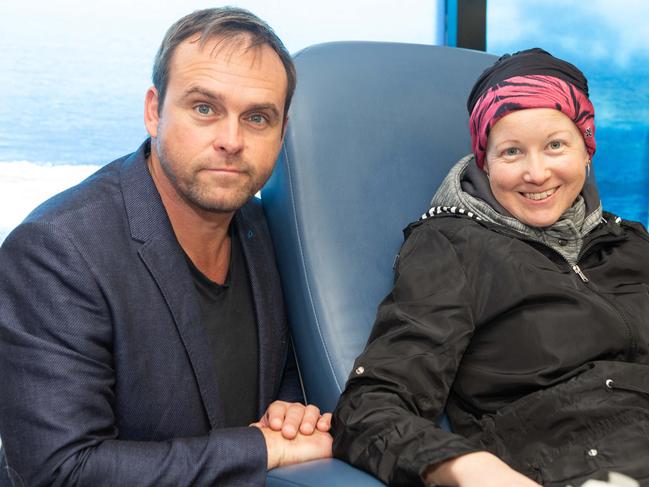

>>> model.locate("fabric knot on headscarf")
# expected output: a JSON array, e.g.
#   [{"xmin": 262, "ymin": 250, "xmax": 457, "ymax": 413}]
[{"xmin": 467, "ymin": 48, "xmax": 596, "ymax": 169}]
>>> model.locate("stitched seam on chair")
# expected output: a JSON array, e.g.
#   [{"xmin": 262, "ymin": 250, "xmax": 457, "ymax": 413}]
[
  {"xmin": 282, "ymin": 142, "xmax": 340, "ymax": 391},
  {"xmin": 291, "ymin": 334, "xmax": 308, "ymax": 402}
]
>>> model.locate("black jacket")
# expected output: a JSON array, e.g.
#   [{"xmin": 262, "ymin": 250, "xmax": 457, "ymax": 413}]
[{"xmin": 332, "ymin": 212, "xmax": 649, "ymax": 486}]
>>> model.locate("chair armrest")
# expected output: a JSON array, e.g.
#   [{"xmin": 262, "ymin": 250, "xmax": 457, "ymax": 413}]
[{"xmin": 266, "ymin": 458, "xmax": 386, "ymax": 487}]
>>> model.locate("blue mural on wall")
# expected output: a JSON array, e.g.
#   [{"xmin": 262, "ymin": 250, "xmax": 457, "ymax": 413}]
[{"xmin": 487, "ymin": 0, "xmax": 649, "ymax": 225}]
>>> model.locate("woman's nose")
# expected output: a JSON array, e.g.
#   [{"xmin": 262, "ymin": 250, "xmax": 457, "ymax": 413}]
[{"xmin": 522, "ymin": 154, "xmax": 550, "ymax": 185}]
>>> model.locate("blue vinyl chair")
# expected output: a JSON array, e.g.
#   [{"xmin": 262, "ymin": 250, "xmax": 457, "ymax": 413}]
[{"xmin": 262, "ymin": 41, "xmax": 497, "ymax": 486}]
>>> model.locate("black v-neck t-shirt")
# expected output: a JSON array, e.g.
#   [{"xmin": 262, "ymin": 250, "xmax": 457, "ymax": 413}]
[{"xmin": 185, "ymin": 226, "xmax": 259, "ymax": 427}]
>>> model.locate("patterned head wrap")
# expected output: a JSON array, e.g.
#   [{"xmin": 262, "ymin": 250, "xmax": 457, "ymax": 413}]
[{"xmin": 468, "ymin": 48, "xmax": 596, "ymax": 169}]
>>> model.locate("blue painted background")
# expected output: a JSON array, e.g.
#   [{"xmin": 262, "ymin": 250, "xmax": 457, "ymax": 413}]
[{"xmin": 486, "ymin": 0, "xmax": 649, "ymax": 225}]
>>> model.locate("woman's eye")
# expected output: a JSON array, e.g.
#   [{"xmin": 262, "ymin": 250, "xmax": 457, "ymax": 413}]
[
  {"xmin": 195, "ymin": 104, "xmax": 212, "ymax": 115},
  {"xmin": 504, "ymin": 147, "xmax": 520, "ymax": 156},
  {"xmin": 548, "ymin": 140, "xmax": 563, "ymax": 150}
]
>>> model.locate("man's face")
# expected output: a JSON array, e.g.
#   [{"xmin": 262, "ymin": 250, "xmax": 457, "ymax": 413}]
[{"xmin": 145, "ymin": 35, "xmax": 288, "ymax": 214}]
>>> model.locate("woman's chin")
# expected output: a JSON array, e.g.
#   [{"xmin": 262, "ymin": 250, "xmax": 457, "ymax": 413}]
[{"xmin": 514, "ymin": 210, "xmax": 562, "ymax": 228}]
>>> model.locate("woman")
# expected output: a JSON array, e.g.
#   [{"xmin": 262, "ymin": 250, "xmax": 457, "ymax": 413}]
[{"xmin": 332, "ymin": 48, "xmax": 649, "ymax": 487}]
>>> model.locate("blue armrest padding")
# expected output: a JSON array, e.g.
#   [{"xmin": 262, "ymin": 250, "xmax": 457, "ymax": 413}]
[{"xmin": 267, "ymin": 459, "xmax": 384, "ymax": 487}]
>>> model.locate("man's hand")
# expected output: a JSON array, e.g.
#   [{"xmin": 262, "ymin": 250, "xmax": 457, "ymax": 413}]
[
  {"xmin": 251, "ymin": 401, "xmax": 332, "ymax": 439},
  {"xmin": 256, "ymin": 426, "xmax": 333, "ymax": 469},
  {"xmin": 423, "ymin": 451, "xmax": 542, "ymax": 487}
]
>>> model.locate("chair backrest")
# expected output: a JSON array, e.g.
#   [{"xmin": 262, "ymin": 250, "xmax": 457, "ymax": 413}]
[{"xmin": 262, "ymin": 42, "xmax": 497, "ymax": 412}]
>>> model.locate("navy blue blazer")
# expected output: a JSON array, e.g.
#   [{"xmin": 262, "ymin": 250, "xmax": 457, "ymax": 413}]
[{"xmin": 0, "ymin": 140, "xmax": 301, "ymax": 486}]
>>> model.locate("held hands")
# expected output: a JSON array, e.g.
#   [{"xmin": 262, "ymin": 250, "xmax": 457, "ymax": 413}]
[
  {"xmin": 424, "ymin": 451, "xmax": 542, "ymax": 487},
  {"xmin": 250, "ymin": 401, "xmax": 333, "ymax": 469},
  {"xmin": 253, "ymin": 401, "xmax": 331, "ymax": 438}
]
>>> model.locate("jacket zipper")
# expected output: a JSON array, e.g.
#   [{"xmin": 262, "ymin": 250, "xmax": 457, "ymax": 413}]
[
  {"xmin": 436, "ymin": 214, "xmax": 638, "ymax": 359},
  {"xmin": 494, "ymin": 225, "xmax": 639, "ymax": 361},
  {"xmin": 552, "ymin": 241, "xmax": 639, "ymax": 361},
  {"xmin": 571, "ymin": 264, "xmax": 589, "ymax": 283},
  {"xmin": 572, "ymin": 236, "xmax": 640, "ymax": 360}
]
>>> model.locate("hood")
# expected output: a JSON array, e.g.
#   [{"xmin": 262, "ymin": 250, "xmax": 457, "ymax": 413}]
[{"xmin": 424, "ymin": 154, "xmax": 603, "ymax": 265}]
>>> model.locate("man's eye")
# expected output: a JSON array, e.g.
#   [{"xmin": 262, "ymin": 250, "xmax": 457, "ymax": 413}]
[
  {"xmin": 247, "ymin": 114, "xmax": 267, "ymax": 125},
  {"xmin": 195, "ymin": 104, "xmax": 212, "ymax": 115}
]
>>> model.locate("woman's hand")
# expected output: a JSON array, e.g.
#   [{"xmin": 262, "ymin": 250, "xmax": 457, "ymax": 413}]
[{"xmin": 423, "ymin": 451, "xmax": 542, "ymax": 487}]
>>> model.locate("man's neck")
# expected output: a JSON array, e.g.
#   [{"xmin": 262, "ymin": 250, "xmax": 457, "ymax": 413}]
[
  {"xmin": 147, "ymin": 156, "xmax": 235, "ymax": 284},
  {"xmin": 171, "ymin": 210, "xmax": 233, "ymax": 285}
]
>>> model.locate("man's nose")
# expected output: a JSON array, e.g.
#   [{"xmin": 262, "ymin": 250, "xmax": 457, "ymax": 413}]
[{"xmin": 213, "ymin": 117, "xmax": 244, "ymax": 155}]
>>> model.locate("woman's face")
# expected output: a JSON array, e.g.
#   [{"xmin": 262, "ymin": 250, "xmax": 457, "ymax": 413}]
[{"xmin": 484, "ymin": 108, "xmax": 589, "ymax": 228}]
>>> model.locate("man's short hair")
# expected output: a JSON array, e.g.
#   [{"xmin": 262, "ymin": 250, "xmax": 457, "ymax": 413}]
[{"xmin": 152, "ymin": 7, "xmax": 296, "ymax": 118}]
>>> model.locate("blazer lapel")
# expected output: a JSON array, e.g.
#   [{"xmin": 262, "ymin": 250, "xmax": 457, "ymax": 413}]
[
  {"xmin": 235, "ymin": 202, "xmax": 289, "ymax": 416},
  {"xmin": 119, "ymin": 141, "xmax": 225, "ymax": 429}
]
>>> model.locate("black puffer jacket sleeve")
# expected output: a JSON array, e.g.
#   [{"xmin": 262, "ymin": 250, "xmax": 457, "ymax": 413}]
[{"xmin": 332, "ymin": 222, "xmax": 481, "ymax": 486}]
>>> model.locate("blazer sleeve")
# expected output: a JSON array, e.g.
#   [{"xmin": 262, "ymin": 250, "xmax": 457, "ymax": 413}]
[
  {"xmin": 332, "ymin": 223, "xmax": 481, "ymax": 486},
  {"xmin": 0, "ymin": 221, "xmax": 267, "ymax": 487}
]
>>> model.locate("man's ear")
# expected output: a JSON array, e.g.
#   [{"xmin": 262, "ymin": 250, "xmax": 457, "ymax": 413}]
[{"xmin": 144, "ymin": 86, "xmax": 160, "ymax": 138}]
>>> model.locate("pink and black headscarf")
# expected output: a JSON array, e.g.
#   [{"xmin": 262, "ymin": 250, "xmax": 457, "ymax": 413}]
[{"xmin": 468, "ymin": 48, "xmax": 596, "ymax": 169}]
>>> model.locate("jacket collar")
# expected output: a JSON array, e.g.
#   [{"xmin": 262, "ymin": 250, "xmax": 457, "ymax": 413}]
[{"xmin": 427, "ymin": 155, "xmax": 603, "ymax": 265}]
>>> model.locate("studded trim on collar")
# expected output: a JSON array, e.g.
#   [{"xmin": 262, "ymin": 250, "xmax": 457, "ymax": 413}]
[{"xmin": 421, "ymin": 205, "xmax": 483, "ymax": 222}]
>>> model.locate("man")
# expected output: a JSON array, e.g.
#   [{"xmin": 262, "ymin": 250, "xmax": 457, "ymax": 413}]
[{"xmin": 0, "ymin": 8, "xmax": 331, "ymax": 486}]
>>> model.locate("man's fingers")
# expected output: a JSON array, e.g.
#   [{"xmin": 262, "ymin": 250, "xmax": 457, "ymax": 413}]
[
  {"xmin": 262, "ymin": 402, "xmax": 328, "ymax": 439},
  {"xmin": 265, "ymin": 401, "xmax": 288, "ymax": 430},
  {"xmin": 298, "ymin": 405, "xmax": 322, "ymax": 434},
  {"xmin": 316, "ymin": 412, "xmax": 332, "ymax": 432},
  {"xmin": 281, "ymin": 403, "xmax": 308, "ymax": 439}
]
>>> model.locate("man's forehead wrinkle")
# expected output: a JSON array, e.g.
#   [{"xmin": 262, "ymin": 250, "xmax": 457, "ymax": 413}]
[
  {"xmin": 170, "ymin": 42, "xmax": 286, "ymax": 93},
  {"xmin": 176, "ymin": 63, "xmax": 281, "ymax": 91}
]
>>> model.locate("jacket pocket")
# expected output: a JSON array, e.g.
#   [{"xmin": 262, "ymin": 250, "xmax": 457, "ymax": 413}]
[
  {"xmin": 474, "ymin": 361, "xmax": 649, "ymax": 483},
  {"xmin": 539, "ymin": 411, "xmax": 649, "ymax": 486}
]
